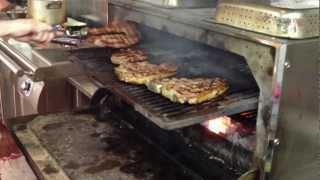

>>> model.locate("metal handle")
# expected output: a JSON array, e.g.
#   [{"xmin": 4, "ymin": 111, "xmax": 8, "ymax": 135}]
[
  {"xmin": 46, "ymin": 1, "xmax": 63, "ymax": 9},
  {"xmin": 0, "ymin": 51, "xmax": 24, "ymax": 76},
  {"xmin": 0, "ymin": 40, "xmax": 37, "ymax": 75}
]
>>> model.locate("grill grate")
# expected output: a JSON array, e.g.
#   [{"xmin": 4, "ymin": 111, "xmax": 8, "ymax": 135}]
[
  {"xmin": 92, "ymin": 75, "xmax": 259, "ymax": 130},
  {"xmin": 72, "ymin": 24, "xmax": 259, "ymax": 130}
]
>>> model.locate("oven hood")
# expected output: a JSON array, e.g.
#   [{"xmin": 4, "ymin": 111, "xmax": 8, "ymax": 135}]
[
  {"xmin": 214, "ymin": 1, "xmax": 319, "ymax": 39},
  {"xmin": 270, "ymin": 0, "xmax": 319, "ymax": 9},
  {"xmin": 135, "ymin": 0, "xmax": 217, "ymax": 8}
]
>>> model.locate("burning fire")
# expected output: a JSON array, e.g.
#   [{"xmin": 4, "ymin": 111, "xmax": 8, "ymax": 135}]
[
  {"xmin": 202, "ymin": 115, "xmax": 257, "ymax": 151},
  {"xmin": 203, "ymin": 116, "xmax": 233, "ymax": 135}
]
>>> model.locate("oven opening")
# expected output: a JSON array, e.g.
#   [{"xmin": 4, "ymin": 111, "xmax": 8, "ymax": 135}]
[
  {"xmin": 107, "ymin": 94, "xmax": 258, "ymax": 180},
  {"xmin": 201, "ymin": 111, "xmax": 256, "ymax": 152},
  {"xmin": 70, "ymin": 24, "xmax": 261, "ymax": 180},
  {"xmin": 71, "ymin": 23, "xmax": 261, "ymax": 130},
  {"xmin": 170, "ymin": 109, "xmax": 256, "ymax": 178}
]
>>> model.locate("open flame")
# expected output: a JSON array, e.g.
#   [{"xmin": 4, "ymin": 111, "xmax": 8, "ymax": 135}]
[
  {"xmin": 202, "ymin": 115, "xmax": 257, "ymax": 151},
  {"xmin": 203, "ymin": 116, "xmax": 233, "ymax": 135}
]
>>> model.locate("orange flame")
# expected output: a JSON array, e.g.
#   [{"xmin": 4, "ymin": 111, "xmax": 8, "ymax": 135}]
[{"xmin": 204, "ymin": 116, "xmax": 233, "ymax": 135}]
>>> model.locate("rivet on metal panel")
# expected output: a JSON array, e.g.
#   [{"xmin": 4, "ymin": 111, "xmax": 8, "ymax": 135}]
[
  {"xmin": 20, "ymin": 79, "xmax": 33, "ymax": 97},
  {"xmin": 284, "ymin": 61, "xmax": 291, "ymax": 69},
  {"xmin": 273, "ymin": 138, "xmax": 280, "ymax": 146}
]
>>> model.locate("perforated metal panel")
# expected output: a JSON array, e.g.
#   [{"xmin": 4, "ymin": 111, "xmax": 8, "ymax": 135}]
[{"xmin": 214, "ymin": 2, "xmax": 319, "ymax": 39}]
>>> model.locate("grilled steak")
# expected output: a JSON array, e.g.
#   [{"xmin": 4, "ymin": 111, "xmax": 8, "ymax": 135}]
[
  {"xmin": 88, "ymin": 21, "xmax": 140, "ymax": 48},
  {"xmin": 115, "ymin": 62, "xmax": 177, "ymax": 85},
  {"xmin": 111, "ymin": 48, "xmax": 148, "ymax": 65},
  {"xmin": 146, "ymin": 78, "xmax": 229, "ymax": 104}
]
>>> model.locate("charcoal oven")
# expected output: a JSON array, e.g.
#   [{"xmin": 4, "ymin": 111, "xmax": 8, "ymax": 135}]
[{"xmin": 0, "ymin": 1, "xmax": 319, "ymax": 180}]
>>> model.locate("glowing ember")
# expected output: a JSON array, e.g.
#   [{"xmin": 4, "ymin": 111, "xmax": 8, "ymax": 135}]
[
  {"xmin": 203, "ymin": 116, "xmax": 234, "ymax": 135},
  {"xmin": 202, "ymin": 115, "xmax": 257, "ymax": 151}
]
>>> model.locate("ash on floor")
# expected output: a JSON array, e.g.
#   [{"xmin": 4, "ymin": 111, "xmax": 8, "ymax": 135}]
[{"xmin": 23, "ymin": 113, "xmax": 195, "ymax": 180}]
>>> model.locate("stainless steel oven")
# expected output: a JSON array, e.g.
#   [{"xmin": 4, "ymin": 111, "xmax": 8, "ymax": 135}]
[{"xmin": 1, "ymin": 0, "xmax": 318, "ymax": 180}]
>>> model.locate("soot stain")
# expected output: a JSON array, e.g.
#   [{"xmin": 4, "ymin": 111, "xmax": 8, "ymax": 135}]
[
  {"xmin": 42, "ymin": 123, "xmax": 63, "ymax": 131},
  {"xmin": 84, "ymin": 160, "xmax": 121, "ymax": 174},
  {"xmin": 16, "ymin": 124, "xmax": 27, "ymax": 131},
  {"xmin": 267, "ymin": 66, "xmax": 273, "ymax": 76},
  {"xmin": 91, "ymin": 122, "xmax": 99, "ymax": 128},
  {"xmin": 67, "ymin": 127, "xmax": 74, "ymax": 131},
  {"xmin": 64, "ymin": 161, "xmax": 80, "ymax": 169},
  {"xmin": 43, "ymin": 164, "xmax": 59, "ymax": 174},
  {"xmin": 90, "ymin": 132, "xmax": 100, "ymax": 138}
]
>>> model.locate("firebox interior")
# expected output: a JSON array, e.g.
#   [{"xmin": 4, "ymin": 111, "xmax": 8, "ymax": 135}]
[{"xmin": 69, "ymin": 24, "xmax": 260, "ymax": 130}]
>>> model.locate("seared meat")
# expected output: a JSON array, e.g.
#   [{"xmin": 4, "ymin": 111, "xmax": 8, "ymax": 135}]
[
  {"xmin": 111, "ymin": 48, "xmax": 148, "ymax": 65},
  {"xmin": 146, "ymin": 77, "xmax": 229, "ymax": 104},
  {"xmin": 115, "ymin": 62, "xmax": 177, "ymax": 85}
]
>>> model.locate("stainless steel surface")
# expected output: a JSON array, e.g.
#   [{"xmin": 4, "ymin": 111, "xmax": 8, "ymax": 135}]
[
  {"xmin": 109, "ymin": 0, "xmax": 273, "ymax": 158},
  {"xmin": 0, "ymin": 40, "xmax": 37, "ymax": 73},
  {"xmin": 0, "ymin": 40, "xmax": 86, "ymax": 82},
  {"xmin": 28, "ymin": 0, "xmax": 67, "ymax": 25},
  {"xmin": 269, "ymin": 40, "xmax": 320, "ymax": 180},
  {"xmin": 214, "ymin": 2, "xmax": 319, "ymax": 39},
  {"xmin": 0, "ymin": 71, "xmax": 75, "ymax": 122},
  {"xmin": 68, "ymin": 75, "xmax": 100, "ymax": 98},
  {"xmin": 271, "ymin": 0, "xmax": 319, "ymax": 9},
  {"xmin": 67, "ymin": 0, "xmax": 108, "ymax": 24},
  {"xmin": 0, "ymin": 38, "xmax": 92, "ymax": 122},
  {"xmin": 136, "ymin": 0, "xmax": 217, "ymax": 8},
  {"xmin": 109, "ymin": 0, "xmax": 284, "ymax": 44},
  {"xmin": 0, "ymin": 40, "xmax": 80, "ymax": 121},
  {"xmin": 0, "ymin": 50, "xmax": 24, "ymax": 76},
  {"xmin": 0, "ymin": 69, "xmax": 45, "ymax": 122},
  {"xmin": 261, "ymin": 43, "xmax": 288, "ymax": 178},
  {"xmin": 107, "ymin": 1, "xmax": 319, "ymax": 179},
  {"xmin": 0, "ymin": 67, "xmax": 17, "ymax": 123},
  {"xmin": 0, "ymin": 0, "xmax": 317, "ymax": 179}
]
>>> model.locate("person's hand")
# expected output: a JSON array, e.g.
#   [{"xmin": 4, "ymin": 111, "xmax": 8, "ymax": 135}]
[
  {"xmin": 88, "ymin": 21, "xmax": 140, "ymax": 48},
  {"xmin": 0, "ymin": 0, "xmax": 11, "ymax": 12},
  {"xmin": 7, "ymin": 19, "xmax": 55, "ymax": 43}
]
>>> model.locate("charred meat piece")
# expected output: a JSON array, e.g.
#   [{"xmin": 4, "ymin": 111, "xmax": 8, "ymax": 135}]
[
  {"xmin": 146, "ymin": 77, "xmax": 229, "ymax": 104},
  {"xmin": 111, "ymin": 48, "xmax": 148, "ymax": 65},
  {"xmin": 88, "ymin": 21, "xmax": 140, "ymax": 48},
  {"xmin": 114, "ymin": 62, "xmax": 177, "ymax": 85}
]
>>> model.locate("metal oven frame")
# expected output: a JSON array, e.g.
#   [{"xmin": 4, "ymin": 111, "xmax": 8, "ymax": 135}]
[
  {"xmin": 0, "ymin": 1, "xmax": 318, "ymax": 179},
  {"xmin": 106, "ymin": 1, "xmax": 319, "ymax": 179}
]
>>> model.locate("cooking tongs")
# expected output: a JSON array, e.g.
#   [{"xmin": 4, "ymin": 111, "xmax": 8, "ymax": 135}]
[{"xmin": 51, "ymin": 18, "xmax": 89, "ymax": 46}]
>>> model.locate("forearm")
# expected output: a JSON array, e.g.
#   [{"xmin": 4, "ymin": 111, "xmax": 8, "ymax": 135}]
[
  {"xmin": 0, "ymin": 19, "xmax": 54, "ymax": 43},
  {"xmin": 0, "ymin": 20, "xmax": 17, "ymax": 37},
  {"xmin": 0, "ymin": 19, "xmax": 35, "ymax": 38}
]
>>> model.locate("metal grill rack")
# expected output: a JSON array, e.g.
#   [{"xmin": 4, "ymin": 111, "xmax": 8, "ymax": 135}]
[{"xmin": 71, "ymin": 25, "xmax": 259, "ymax": 129}]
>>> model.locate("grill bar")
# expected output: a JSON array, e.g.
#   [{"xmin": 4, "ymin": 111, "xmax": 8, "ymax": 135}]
[
  {"xmin": 71, "ymin": 24, "xmax": 259, "ymax": 130},
  {"xmin": 103, "ymin": 80, "xmax": 258, "ymax": 129}
]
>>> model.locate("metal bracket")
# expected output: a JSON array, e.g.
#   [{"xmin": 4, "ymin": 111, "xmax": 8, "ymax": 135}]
[{"xmin": 264, "ymin": 138, "xmax": 280, "ymax": 175}]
